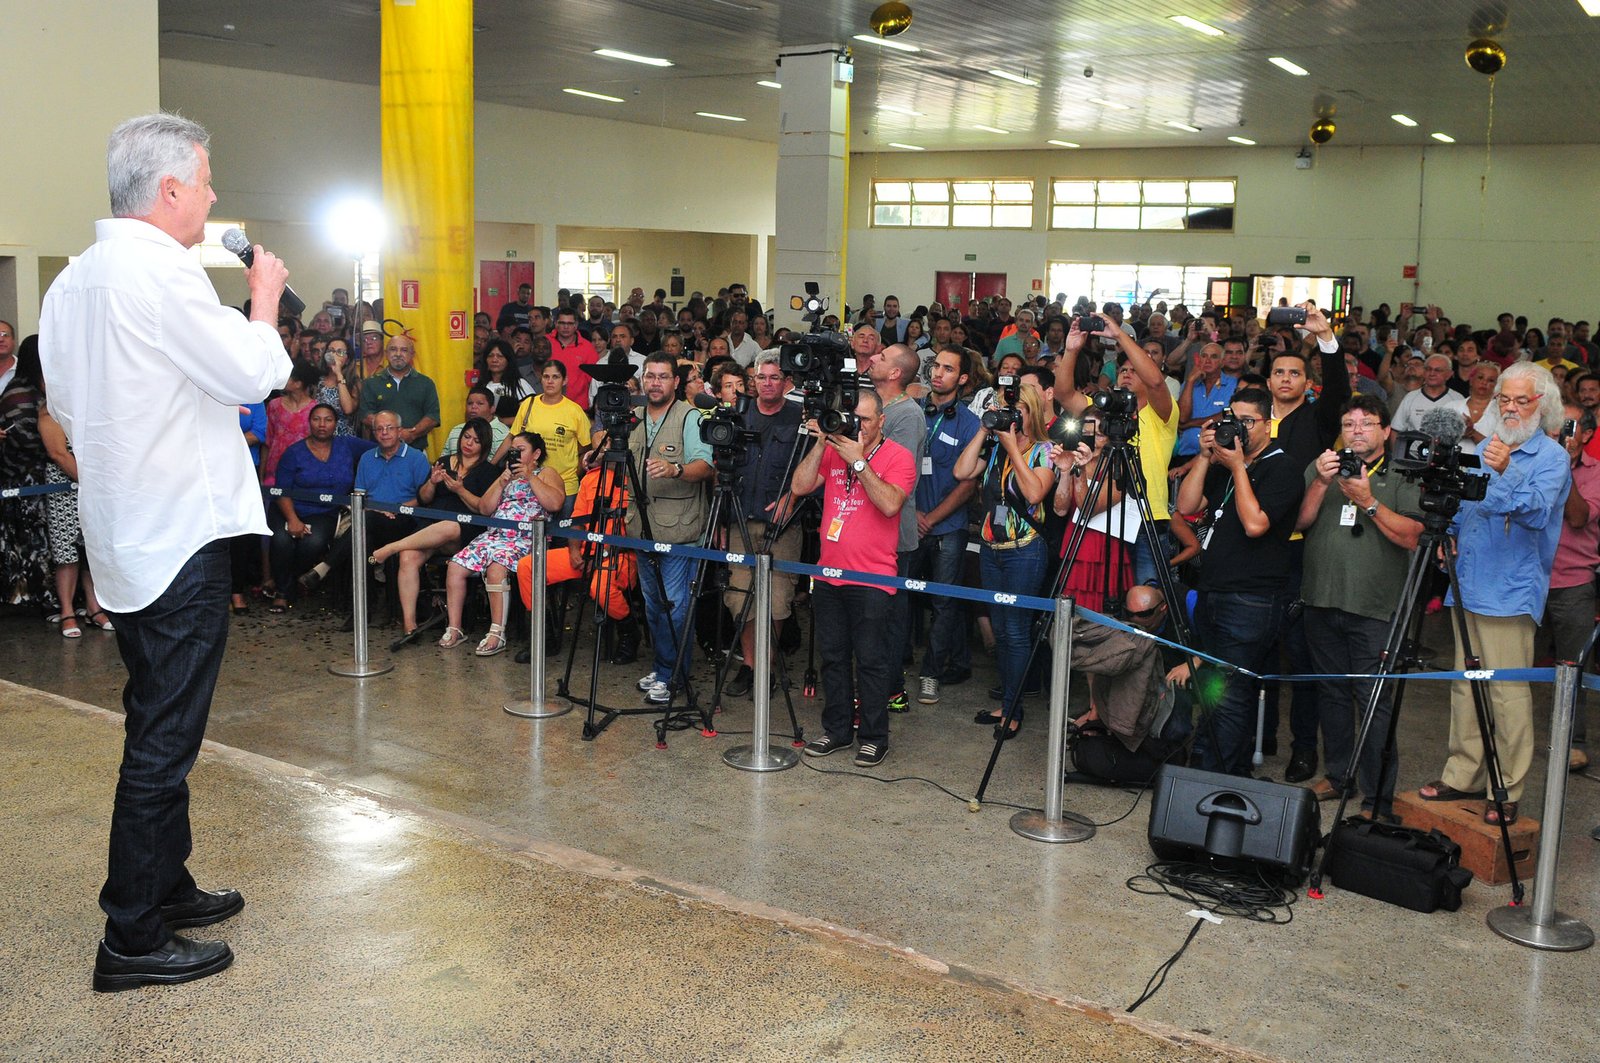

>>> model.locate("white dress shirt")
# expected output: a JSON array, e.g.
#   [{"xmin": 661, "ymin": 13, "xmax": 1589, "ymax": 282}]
[{"xmin": 38, "ymin": 218, "xmax": 291, "ymax": 611}]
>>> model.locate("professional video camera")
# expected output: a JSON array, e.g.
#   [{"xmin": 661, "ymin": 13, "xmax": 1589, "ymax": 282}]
[
  {"xmin": 1089, "ymin": 386, "xmax": 1139, "ymax": 442},
  {"xmin": 700, "ymin": 391, "xmax": 760, "ymax": 472},
  {"xmin": 583, "ymin": 354, "xmax": 641, "ymax": 443},
  {"xmin": 780, "ymin": 332, "xmax": 861, "ymax": 439},
  {"xmin": 981, "ymin": 374, "xmax": 1021, "ymax": 433},
  {"xmin": 1391, "ymin": 411, "xmax": 1489, "ymax": 518}
]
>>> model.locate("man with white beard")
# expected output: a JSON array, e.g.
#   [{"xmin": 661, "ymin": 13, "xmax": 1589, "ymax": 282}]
[{"xmin": 1417, "ymin": 362, "xmax": 1569, "ymax": 827}]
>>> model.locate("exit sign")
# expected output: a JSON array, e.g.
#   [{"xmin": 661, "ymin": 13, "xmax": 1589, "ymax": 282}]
[
  {"xmin": 1294, "ymin": 254, "xmax": 1311, "ymax": 264},
  {"xmin": 964, "ymin": 253, "xmax": 977, "ymax": 262}
]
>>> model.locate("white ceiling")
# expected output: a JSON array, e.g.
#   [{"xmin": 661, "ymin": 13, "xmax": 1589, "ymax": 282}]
[{"xmin": 158, "ymin": 0, "xmax": 1600, "ymax": 151}]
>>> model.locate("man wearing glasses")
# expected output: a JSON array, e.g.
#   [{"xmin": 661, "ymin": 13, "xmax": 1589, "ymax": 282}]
[
  {"xmin": 1417, "ymin": 363, "xmax": 1569, "ymax": 827},
  {"xmin": 356, "ymin": 332, "xmax": 439, "ymax": 448},
  {"xmin": 1295, "ymin": 395, "xmax": 1424, "ymax": 818},
  {"xmin": 1175, "ymin": 387, "xmax": 1306, "ymax": 775}
]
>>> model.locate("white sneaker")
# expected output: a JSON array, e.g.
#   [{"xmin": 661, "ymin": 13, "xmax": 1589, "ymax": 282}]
[
  {"xmin": 918, "ymin": 676, "xmax": 940, "ymax": 705},
  {"xmin": 644, "ymin": 680, "xmax": 672, "ymax": 705},
  {"xmin": 636, "ymin": 670, "xmax": 660, "ymax": 692}
]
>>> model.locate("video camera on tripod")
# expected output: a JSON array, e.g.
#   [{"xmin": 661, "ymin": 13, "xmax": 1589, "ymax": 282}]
[
  {"xmin": 700, "ymin": 391, "xmax": 760, "ymax": 475},
  {"xmin": 1391, "ymin": 409, "xmax": 1489, "ymax": 515},
  {"xmin": 584, "ymin": 352, "xmax": 642, "ymax": 444},
  {"xmin": 780, "ymin": 332, "xmax": 861, "ymax": 439}
]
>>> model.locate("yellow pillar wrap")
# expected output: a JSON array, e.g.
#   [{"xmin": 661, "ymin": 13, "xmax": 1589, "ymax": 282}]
[{"xmin": 380, "ymin": 0, "xmax": 474, "ymax": 458}]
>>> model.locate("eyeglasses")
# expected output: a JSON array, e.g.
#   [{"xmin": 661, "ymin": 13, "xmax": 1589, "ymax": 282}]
[
  {"xmin": 1125, "ymin": 604, "xmax": 1165, "ymax": 619},
  {"xmin": 1340, "ymin": 419, "xmax": 1383, "ymax": 432},
  {"xmin": 1234, "ymin": 415, "xmax": 1263, "ymax": 429},
  {"xmin": 1496, "ymin": 394, "xmax": 1537, "ymax": 409}
]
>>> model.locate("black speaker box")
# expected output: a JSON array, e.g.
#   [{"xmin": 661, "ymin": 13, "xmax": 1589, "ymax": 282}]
[
  {"xmin": 1147, "ymin": 765, "xmax": 1322, "ymax": 881},
  {"xmin": 670, "ymin": 276, "xmax": 686, "ymax": 298}
]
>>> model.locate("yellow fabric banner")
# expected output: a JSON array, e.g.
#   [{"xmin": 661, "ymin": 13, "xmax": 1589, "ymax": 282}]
[{"xmin": 380, "ymin": 0, "xmax": 474, "ymax": 458}]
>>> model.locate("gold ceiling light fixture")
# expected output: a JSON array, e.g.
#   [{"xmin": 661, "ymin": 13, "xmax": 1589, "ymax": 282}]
[
  {"xmin": 869, "ymin": 2, "xmax": 914, "ymax": 37},
  {"xmin": 1309, "ymin": 117, "xmax": 1336, "ymax": 144},
  {"xmin": 1464, "ymin": 38, "xmax": 1506, "ymax": 75}
]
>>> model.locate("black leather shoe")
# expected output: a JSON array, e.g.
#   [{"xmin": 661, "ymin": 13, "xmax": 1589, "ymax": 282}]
[
  {"xmin": 161, "ymin": 887, "xmax": 244, "ymax": 930},
  {"xmin": 93, "ymin": 935, "xmax": 233, "ymax": 992},
  {"xmin": 725, "ymin": 665, "xmax": 754, "ymax": 698},
  {"xmin": 1285, "ymin": 749, "xmax": 1318, "ymax": 783}
]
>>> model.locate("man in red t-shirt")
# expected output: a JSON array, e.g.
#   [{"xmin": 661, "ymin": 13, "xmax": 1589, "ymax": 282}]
[
  {"xmin": 547, "ymin": 307, "xmax": 598, "ymax": 412},
  {"xmin": 788, "ymin": 389, "xmax": 916, "ymax": 767}
]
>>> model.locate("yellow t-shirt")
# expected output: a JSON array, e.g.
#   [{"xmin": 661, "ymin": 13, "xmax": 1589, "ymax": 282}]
[
  {"xmin": 511, "ymin": 395, "xmax": 591, "ymax": 495},
  {"xmin": 1135, "ymin": 400, "xmax": 1179, "ymax": 518}
]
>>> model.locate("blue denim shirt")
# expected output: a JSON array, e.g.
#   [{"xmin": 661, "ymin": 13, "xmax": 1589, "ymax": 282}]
[
  {"xmin": 916, "ymin": 399, "xmax": 981, "ymax": 537},
  {"xmin": 1449, "ymin": 430, "xmax": 1570, "ymax": 621}
]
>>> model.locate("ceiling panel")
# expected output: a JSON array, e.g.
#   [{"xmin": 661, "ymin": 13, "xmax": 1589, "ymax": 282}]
[{"xmin": 157, "ymin": 0, "xmax": 1600, "ymax": 150}]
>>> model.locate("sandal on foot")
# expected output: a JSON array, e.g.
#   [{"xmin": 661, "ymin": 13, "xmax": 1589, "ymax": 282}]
[
  {"xmin": 268, "ymin": 599, "xmax": 289, "ymax": 614},
  {"xmin": 475, "ymin": 624, "xmax": 507, "ymax": 657},
  {"xmin": 60, "ymin": 616, "xmax": 82, "ymax": 639},
  {"xmin": 84, "ymin": 609, "xmax": 115, "ymax": 631},
  {"xmin": 438, "ymin": 626, "xmax": 467, "ymax": 648},
  {"xmin": 1419, "ymin": 780, "xmax": 1480, "ymax": 802},
  {"xmin": 1484, "ymin": 801, "xmax": 1519, "ymax": 826}
]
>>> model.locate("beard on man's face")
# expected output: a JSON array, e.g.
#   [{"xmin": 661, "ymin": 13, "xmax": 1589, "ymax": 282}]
[{"xmin": 1491, "ymin": 406, "xmax": 1539, "ymax": 447}]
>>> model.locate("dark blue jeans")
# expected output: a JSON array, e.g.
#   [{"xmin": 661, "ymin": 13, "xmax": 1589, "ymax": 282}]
[
  {"xmin": 267, "ymin": 508, "xmax": 339, "ymax": 602},
  {"xmin": 980, "ymin": 537, "xmax": 1048, "ymax": 712},
  {"xmin": 101, "ymin": 539, "xmax": 232, "ymax": 953},
  {"xmin": 1193, "ymin": 590, "xmax": 1287, "ymax": 776},
  {"xmin": 1305, "ymin": 606, "xmax": 1397, "ymax": 816},
  {"xmin": 814, "ymin": 582, "xmax": 894, "ymax": 745},
  {"xmin": 911, "ymin": 528, "xmax": 970, "ymax": 680}
]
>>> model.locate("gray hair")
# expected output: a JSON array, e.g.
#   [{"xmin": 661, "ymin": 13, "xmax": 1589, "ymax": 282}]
[
  {"xmin": 1496, "ymin": 361, "xmax": 1565, "ymax": 434},
  {"xmin": 108, "ymin": 113, "xmax": 209, "ymax": 218},
  {"xmin": 754, "ymin": 350, "xmax": 783, "ymax": 371}
]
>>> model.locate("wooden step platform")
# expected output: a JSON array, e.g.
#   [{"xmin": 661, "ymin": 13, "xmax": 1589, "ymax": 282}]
[{"xmin": 1394, "ymin": 790, "xmax": 1538, "ymax": 886}]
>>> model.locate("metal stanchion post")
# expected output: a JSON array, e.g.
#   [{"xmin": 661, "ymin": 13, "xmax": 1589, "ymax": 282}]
[
  {"xmin": 724, "ymin": 555, "xmax": 798, "ymax": 772},
  {"xmin": 1486, "ymin": 662, "xmax": 1594, "ymax": 950},
  {"xmin": 507, "ymin": 526, "xmax": 569, "ymax": 719},
  {"xmin": 329, "ymin": 489, "xmax": 394, "ymax": 678},
  {"xmin": 1012, "ymin": 597, "xmax": 1095, "ymax": 843}
]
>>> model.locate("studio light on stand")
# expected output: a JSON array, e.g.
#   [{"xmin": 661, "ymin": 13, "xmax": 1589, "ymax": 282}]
[{"xmin": 326, "ymin": 197, "xmax": 386, "ymax": 326}]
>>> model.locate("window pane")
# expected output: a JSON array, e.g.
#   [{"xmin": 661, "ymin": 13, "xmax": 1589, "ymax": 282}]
[
  {"xmin": 952, "ymin": 203, "xmax": 991, "ymax": 227},
  {"xmin": 1096, "ymin": 205, "xmax": 1141, "ymax": 229},
  {"xmin": 1052, "ymin": 180, "xmax": 1096, "ymax": 203},
  {"xmin": 874, "ymin": 204, "xmax": 909, "ymax": 226},
  {"xmin": 1189, "ymin": 180, "xmax": 1236, "ymax": 204},
  {"xmin": 1095, "ymin": 265, "xmax": 1139, "ymax": 305},
  {"xmin": 874, "ymin": 181, "xmax": 911, "ymax": 202},
  {"xmin": 1143, "ymin": 181, "xmax": 1187, "ymax": 204},
  {"xmin": 992, "ymin": 203, "xmax": 1033, "ymax": 228},
  {"xmin": 994, "ymin": 181, "xmax": 1033, "ymax": 202},
  {"xmin": 911, "ymin": 204, "xmax": 950, "ymax": 226},
  {"xmin": 1187, "ymin": 206, "xmax": 1235, "ymax": 231},
  {"xmin": 1098, "ymin": 181, "xmax": 1140, "ymax": 204},
  {"xmin": 951, "ymin": 181, "xmax": 991, "ymax": 201},
  {"xmin": 1051, "ymin": 205, "xmax": 1096, "ymax": 229},
  {"xmin": 1047, "ymin": 263, "xmax": 1095, "ymax": 306},
  {"xmin": 912, "ymin": 181, "xmax": 949, "ymax": 202},
  {"xmin": 1139, "ymin": 266, "xmax": 1184, "ymax": 300},
  {"xmin": 1141, "ymin": 205, "xmax": 1189, "ymax": 230}
]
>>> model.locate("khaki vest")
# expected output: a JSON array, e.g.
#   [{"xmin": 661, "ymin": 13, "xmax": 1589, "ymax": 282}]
[{"xmin": 625, "ymin": 400, "xmax": 707, "ymax": 544}]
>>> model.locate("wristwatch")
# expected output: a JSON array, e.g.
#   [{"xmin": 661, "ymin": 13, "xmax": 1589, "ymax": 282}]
[
  {"xmin": 851, "ymin": 458, "xmax": 867, "ymax": 474},
  {"xmin": 1364, "ymin": 502, "xmax": 1379, "ymax": 518}
]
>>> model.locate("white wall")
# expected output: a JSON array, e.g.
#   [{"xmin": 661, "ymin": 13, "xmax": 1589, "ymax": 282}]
[{"xmin": 846, "ymin": 144, "xmax": 1600, "ymax": 327}]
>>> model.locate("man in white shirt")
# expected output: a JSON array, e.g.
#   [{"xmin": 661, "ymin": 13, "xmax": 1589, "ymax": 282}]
[
  {"xmin": 725, "ymin": 310, "xmax": 763, "ymax": 367},
  {"xmin": 39, "ymin": 113, "xmax": 291, "ymax": 992},
  {"xmin": 1390, "ymin": 353, "xmax": 1469, "ymax": 434}
]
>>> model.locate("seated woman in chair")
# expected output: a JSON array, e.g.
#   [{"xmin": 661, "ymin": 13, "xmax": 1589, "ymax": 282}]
[
  {"xmin": 370, "ymin": 417, "xmax": 501, "ymax": 638},
  {"xmin": 439, "ymin": 431, "xmax": 565, "ymax": 656},
  {"xmin": 269, "ymin": 403, "xmax": 373, "ymax": 611}
]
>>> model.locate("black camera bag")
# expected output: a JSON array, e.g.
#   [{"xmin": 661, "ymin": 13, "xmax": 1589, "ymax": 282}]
[{"xmin": 1325, "ymin": 815, "xmax": 1473, "ymax": 913}]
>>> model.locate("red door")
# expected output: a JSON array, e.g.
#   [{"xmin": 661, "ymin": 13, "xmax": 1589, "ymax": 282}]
[
  {"xmin": 935, "ymin": 271, "xmax": 972, "ymax": 313},
  {"xmin": 973, "ymin": 272, "xmax": 1008, "ymax": 304},
  {"xmin": 477, "ymin": 261, "xmax": 536, "ymax": 323}
]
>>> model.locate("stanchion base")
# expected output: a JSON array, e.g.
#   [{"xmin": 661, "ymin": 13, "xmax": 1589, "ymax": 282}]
[
  {"xmin": 328, "ymin": 657, "xmax": 394, "ymax": 678},
  {"xmin": 504, "ymin": 698, "xmax": 573, "ymax": 720},
  {"xmin": 723, "ymin": 744, "xmax": 800, "ymax": 773},
  {"xmin": 1487, "ymin": 905, "xmax": 1595, "ymax": 951},
  {"xmin": 1010, "ymin": 809, "xmax": 1096, "ymax": 844}
]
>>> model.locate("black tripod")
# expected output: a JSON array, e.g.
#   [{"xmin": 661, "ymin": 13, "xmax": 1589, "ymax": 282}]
[
  {"xmin": 1309, "ymin": 498, "xmax": 1525, "ymax": 903},
  {"xmin": 973, "ymin": 406, "xmax": 1200, "ymax": 802},
  {"xmin": 556, "ymin": 435, "xmax": 674, "ymax": 741}
]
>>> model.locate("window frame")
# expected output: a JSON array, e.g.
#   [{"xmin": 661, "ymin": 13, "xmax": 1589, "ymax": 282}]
[
  {"xmin": 871, "ymin": 178, "xmax": 1036, "ymax": 230},
  {"xmin": 1047, "ymin": 178, "xmax": 1237, "ymax": 233}
]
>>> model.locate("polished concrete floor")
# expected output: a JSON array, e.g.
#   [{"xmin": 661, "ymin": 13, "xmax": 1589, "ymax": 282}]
[{"xmin": 2, "ymin": 595, "xmax": 1597, "ymax": 1062}]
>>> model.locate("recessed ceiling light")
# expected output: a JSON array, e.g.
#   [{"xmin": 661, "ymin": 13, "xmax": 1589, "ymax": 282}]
[
  {"xmin": 1268, "ymin": 56, "xmax": 1309, "ymax": 76},
  {"xmin": 1581, "ymin": 0, "xmax": 1600, "ymax": 15},
  {"xmin": 563, "ymin": 88, "xmax": 624, "ymax": 104},
  {"xmin": 888, "ymin": 142, "xmax": 925, "ymax": 151},
  {"xmin": 878, "ymin": 104, "xmax": 925, "ymax": 116},
  {"xmin": 1431, "ymin": 132, "xmax": 1456, "ymax": 143},
  {"xmin": 1391, "ymin": 113, "xmax": 1418, "ymax": 127},
  {"xmin": 1227, "ymin": 135, "xmax": 1257, "ymax": 145},
  {"xmin": 852, "ymin": 33, "xmax": 921, "ymax": 53},
  {"xmin": 757, "ymin": 80, "xmax": 782, "ymax": 89},
  {"xmin": 1169, "ymin": 15, "xmax": 1226, "ymax": 37},
  {"xmin": 695, "ymin": 111, "xmax": 746, "ymax": 122},
  {"xmin": 1048, "ymin": 140, "xmax": 1081, "ymax": 148},
  {"xmin": 594, "ymin": 48, "xmax": 674, "ymax": 67},
  {"xmin": 973, "ymin": 124, "xmax": 1012, "ymax": 135},
  {"xmin": 989, "ymin": 69, "xmax": 1039, "ymax": 86},
  {"xmin": 1087, "ymin": 97, "xmax": 1130, "ymax": 110},
  {"xmin": 1166, "ymin": 121, "xmax": 1202, "ymax": 133}
]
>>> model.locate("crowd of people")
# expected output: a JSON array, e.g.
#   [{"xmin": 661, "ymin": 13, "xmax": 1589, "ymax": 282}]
[{"xmin": 5, "ymin": 280, "xmax": 1599, "ymax": 799}]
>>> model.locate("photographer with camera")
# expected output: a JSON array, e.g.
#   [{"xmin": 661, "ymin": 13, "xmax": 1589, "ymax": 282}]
[
  {"xmin": 1175, "ymin": 387, "xmax": 1305, "ymax": 775},
  {"xmin": 954, "ymin": 381, "xmax": 1058, "ymax": 736},
  {"xmin": 790, "ymin": 390, "xmax": 917, "ymax": 767},
  {"xmin": 1418, "ymin": 363, "xmax": 1570, "ymax": 825},
  {"xmin": 722, "ymin": 353, "xmax": 809, "ymax": 698},
  {"xmin": 1296, "ymin": 395, "xmax": 1424, "ymax": 816},
  {"xmin": 628, "ymin": 353, "xmax": 715, "ymax": 705},
  {"xmin": 1055, "ymin": 313, "xmax": 1178, "ymax": 587}
]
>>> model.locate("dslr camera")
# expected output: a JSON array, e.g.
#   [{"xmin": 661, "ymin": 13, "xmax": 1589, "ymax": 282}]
[
  {"xmin": 1211, "ymin": 408, "xmax": 1243, "ymax": 450},
  {"xmin": 1089, "ymin": 386, "xmax": 1139, "ymax": 442},
  {"xmin": 1336, "ymin": 448, "xmax": 1363, "ymax": 479},
  {"xmin": 981, "ymin": 375, "xmax": 1022, "ymax": 433}
]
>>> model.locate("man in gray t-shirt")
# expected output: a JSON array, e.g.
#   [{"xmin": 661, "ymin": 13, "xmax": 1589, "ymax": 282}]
[{"xmin": 869, "ymin": 344, "xmax": 928, "ymax": 709}]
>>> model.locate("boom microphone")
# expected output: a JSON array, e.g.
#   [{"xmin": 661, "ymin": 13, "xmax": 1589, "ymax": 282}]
[
  {"xmin": 1418, "ymin": 406, "xmax": 1467, "ymax": 448},
  {"xmin": 220, "ymin": 228, "xmax": 305, "ymax": 316}
]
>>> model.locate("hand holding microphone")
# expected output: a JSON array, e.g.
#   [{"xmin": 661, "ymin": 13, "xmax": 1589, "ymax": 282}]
[{"xmin": 221, "ymin": 228, "xmax": 304, "ymax": 319}]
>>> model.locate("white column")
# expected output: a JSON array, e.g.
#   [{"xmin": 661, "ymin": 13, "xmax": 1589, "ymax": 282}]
[{"xmin": 773, "ymin": 45, "xmax": 849, "ymax": 331}]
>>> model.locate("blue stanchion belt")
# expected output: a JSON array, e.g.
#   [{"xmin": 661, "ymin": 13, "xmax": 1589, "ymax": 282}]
[{"xmin": 0, "ymin": 481, "xmax": 75, "ymax": 499}]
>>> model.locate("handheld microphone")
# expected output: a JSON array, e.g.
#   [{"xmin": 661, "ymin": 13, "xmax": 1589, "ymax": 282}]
[{"xmin": 220, "ymin": 228, "xmax": 306, "ymax": 317}]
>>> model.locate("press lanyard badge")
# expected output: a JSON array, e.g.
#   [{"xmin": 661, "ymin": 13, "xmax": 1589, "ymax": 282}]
[
  {"xmin": 826, "ymin": 516, "xmax": 844, "ymax": 542},
  {"xmin": 921, "ymin": 457, "xmax": 934, "ymax": 475}
]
